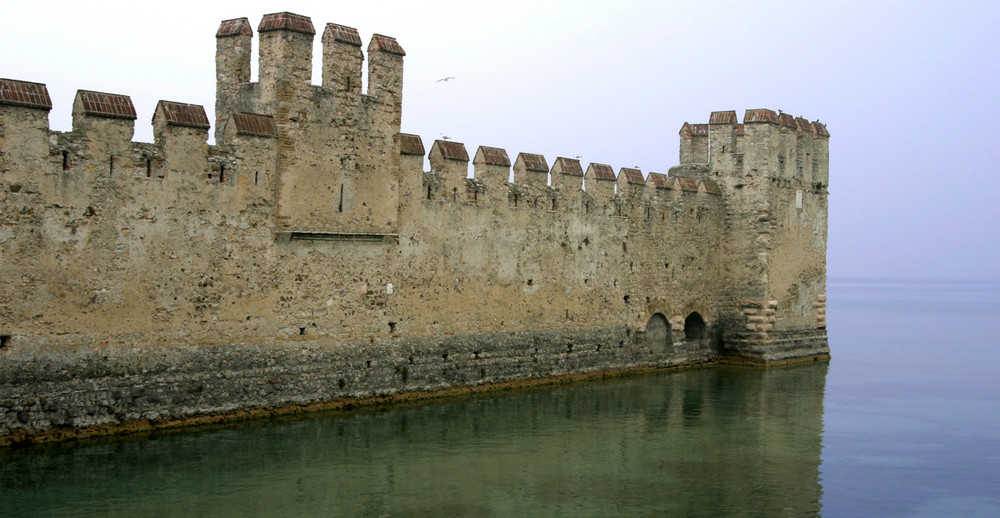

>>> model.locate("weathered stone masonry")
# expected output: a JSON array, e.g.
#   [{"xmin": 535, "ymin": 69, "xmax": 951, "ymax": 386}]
[{"xmin": 0, "ymin": 12, "xmax": 829, "ymax": 444}]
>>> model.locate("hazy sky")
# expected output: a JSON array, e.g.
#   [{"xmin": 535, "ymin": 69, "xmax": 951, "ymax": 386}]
[{"xmin": 4, "ymin": 1, "xmax": 998, "ymax": 280}]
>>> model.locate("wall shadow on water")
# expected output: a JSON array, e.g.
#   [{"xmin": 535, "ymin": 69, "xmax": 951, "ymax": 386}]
[{"xmin": 2, "ymin": 363, "xmax": 828, "ymax": 517}]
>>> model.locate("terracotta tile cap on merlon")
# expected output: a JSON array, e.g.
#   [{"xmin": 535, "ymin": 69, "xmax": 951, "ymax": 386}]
[
  {"xmin": 231, "ymin": 113, "xmax": 276, "ymax": 138},
  {"xmin": 589, "ymin": 163, "xmax": 616, "ymax": 181},
  {"xmin": 0, "ymin": 78, "xmax": 52, "ymax": 110},
  {"xmin": 709, "ymin": 110, "xmax": 737, "ymax": 125},
  {"xmin": 399, "ymin": 133, "xmax": 425, "ymax": 156},
  {"xmin": 554, "ymin": 157, "xmax": 584, "ymax": 176},
  {"xmin": 680, "ymin": 123, "xmax": 709, "ymax": 136},
  {"xmin": 676, "ymin": 177, "xmax": 699, "ymax": 192},
  {"xmin": 370, "ymin": 34, "xmax": 406, "ymax": 56},
  {"xmin": 647, "ymin": 172, "xmax": 672, "ymax": 189},
  {"xmin": 516, "ymin": 153, "xmax": 548, "ymax": 172},
  {"xmin": 217, "ymin": 17, "xmax": 252, "ymax": 38},
  {"xmin": 620, "ymin": 167, "xmax": 644, "ymax": 185},
  {"xmin": 434, "ymin": 140, "xmax": 469, "ymax": 161},
  {"xmin": 258, "ymin": 12, "xmax": 315, "ymax": 35},
  {"xmin": 76, "ymin": 90, "xmax": 137, "ymax": 120},
  {"xmin": 475, "ymin": 146, "xmax": 511, "ymax": 167},
  {"xmin": 324, "ymin": 23, "xmax": 362, "ymax": 47},
  {"xmin": 154, "ymin": 101, "xmax": 210, "ymax": 129},
  {"xmin": 744, "ymin": 108, "xmax": 779, "ymax": 124},
  {"xmin": 795, "ymin": 117, "xmax": 815, "ymax": 133}
]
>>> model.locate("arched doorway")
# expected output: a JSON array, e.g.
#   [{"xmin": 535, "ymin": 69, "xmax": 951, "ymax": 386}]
[
  {"xmin": 684, "ymin": 312, "xmax": 706, "ymax": 341},
  {"xmin": 646, "ymin": 313, "xmax": 672, "ymax": 353}
]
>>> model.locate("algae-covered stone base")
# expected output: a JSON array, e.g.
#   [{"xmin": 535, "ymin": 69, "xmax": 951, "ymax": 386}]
[{"xmin": 0, "ymin": 326, "xmax": 725, "ymax": 446}]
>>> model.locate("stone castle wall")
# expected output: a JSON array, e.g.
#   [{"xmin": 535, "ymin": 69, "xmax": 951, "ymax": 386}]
[{"xmin": 0, "ymin": 12, "xmax": 829, "ymax": 444}]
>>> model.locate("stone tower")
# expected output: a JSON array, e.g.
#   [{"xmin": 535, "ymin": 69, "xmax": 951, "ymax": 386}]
[{"xmin": 677, "ymin": 109, "xmax": 829, "ymax": 361}]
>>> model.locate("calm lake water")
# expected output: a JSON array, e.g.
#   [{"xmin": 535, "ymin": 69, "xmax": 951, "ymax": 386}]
[{"xmin": 2, "ymin": 279, "xmax": 999, "ymax": 517}]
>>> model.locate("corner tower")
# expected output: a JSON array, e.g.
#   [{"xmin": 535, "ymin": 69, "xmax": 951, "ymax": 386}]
[{"xmin": 679, "ymin": 109, "xmax": 830, "ymax": 362}]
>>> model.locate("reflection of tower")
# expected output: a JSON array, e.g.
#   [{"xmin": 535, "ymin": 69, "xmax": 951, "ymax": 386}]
[{"xmin": 662, "ymin": 365, "xmax": 828, "ymax": 514}]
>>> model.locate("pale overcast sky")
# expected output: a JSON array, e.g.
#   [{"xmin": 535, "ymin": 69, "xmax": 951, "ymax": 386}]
[{"xmin": 4, "ymin": 1, "xmax": 998, "ymax": 280}]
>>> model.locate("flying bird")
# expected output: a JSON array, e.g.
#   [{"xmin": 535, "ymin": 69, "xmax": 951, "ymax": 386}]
[{"xmin": 436, "ymin": 77, "xmax": 455, "ymax": 83}]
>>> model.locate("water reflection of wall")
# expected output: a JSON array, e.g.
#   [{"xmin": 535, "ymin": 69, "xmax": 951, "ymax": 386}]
[{"xmin": 2, "ymin": 364, "xmax": 827, "ymax": 516}]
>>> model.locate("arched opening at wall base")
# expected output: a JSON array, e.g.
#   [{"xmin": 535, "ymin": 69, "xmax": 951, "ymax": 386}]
[
  {"xmin": 645, "ymin": 313, "xmax": 672, "ymax": 354},
  {"xmin": 684, "ymin": 312, "xmax": 706, "ymax": 341}
]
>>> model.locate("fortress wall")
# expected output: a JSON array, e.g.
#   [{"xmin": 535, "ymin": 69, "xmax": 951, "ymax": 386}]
[
  {"xmin": 2, "ymin": 98, "xmax": 729, "ymax": 352},
  {"xmin": 397, "ymin": 137, "xmax": 729, "ymax": 342},
  {"xmin": 1, "ymin": 96, "xmax": 733, "ymax": 444},
  {"xmin": 0, "ymin": 11, "xmax": 828, "ymax": 443}
]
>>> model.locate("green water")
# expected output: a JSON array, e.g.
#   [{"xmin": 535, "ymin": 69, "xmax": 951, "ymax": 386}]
[
  {"xmin": 5, "ymin": 279, "xmax": 1000, "ymax": 516},
  {"xmin": 2, "ymin": 365, "xmax": 825, "ymax": 517}
]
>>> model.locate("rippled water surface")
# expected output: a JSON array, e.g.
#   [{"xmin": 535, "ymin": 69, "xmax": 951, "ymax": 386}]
[{"xmin": 2, "ymin": 279, "xmax": 999, "ymax": 517}]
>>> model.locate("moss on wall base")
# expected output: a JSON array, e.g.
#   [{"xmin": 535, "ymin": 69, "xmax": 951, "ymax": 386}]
[{"xmin": 1, "ymin": 325, "xmax": 777, "ymax": 446}]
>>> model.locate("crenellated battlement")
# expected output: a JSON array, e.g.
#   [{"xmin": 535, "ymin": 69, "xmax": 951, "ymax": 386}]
[
  {"xmin": 0, "ymin": 11, "xmax": 829, "ymax": 445},
  {"xmin": 2, "ymin": 10, "xmax": 752, "ymax": 231},
  {"xmin": 679, "ymin": 108, "xmax": 829, "ymax": 189}
]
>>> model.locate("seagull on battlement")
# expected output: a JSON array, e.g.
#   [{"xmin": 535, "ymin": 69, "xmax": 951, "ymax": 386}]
[{"xmin": 436, "ymin": 77, "xmax": 455, "ymax": 83}]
